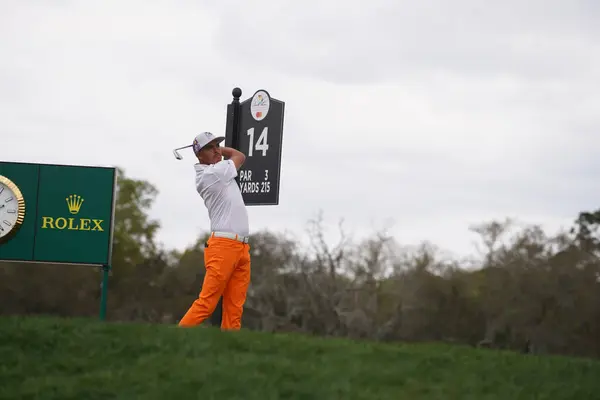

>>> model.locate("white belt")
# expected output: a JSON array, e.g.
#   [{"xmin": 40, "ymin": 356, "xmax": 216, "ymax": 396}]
[{"xmin": 211, "ymin": 231, "xmax": 249, "ymax": 243}]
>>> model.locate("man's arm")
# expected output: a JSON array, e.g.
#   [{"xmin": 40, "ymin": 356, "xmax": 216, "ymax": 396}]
[{"xmin": 221, "ymin": 146, "xmax": 246, "ymax": 170}]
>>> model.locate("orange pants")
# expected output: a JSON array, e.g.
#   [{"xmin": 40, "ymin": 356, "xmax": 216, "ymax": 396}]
[{"xmin": 178, "ymin": 236, "xmax": 251, "ymax": 330}]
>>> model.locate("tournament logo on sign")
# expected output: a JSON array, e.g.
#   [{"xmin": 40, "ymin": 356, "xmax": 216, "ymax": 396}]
[{"xmin": 250, "ymin": 90, "xmax": 270, "ymax": 121}]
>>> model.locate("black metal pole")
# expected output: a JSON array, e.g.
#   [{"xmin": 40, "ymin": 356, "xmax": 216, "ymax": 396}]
[
  {"xmin": 230, "ymin": 87, "xmax": 242, "ymax": 188},
  {"xmin": 231, "ymin": 87, "xmax": 242, "ymax": 146},
  {"xmin": 210, "ymin": 87, "xmax": 242, "ymax": 327}
]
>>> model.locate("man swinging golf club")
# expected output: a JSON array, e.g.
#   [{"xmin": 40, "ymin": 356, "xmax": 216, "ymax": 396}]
[{"xmin": 178, "ymin": 131, "xmax": 251, "ymax": 330}]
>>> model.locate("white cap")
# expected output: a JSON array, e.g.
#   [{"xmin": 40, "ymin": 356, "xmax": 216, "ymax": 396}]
[{"xmin": 192, "ymin": 131, "xmax": 225, "ymax": 153}]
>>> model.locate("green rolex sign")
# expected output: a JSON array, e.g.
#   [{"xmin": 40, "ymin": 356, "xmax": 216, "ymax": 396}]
[
  {"xmin": 0, "ymin": 161, "xmax": 116, "ymax": 265},
  {"xmin": 0, "ymin": 160, "xmax": 117, "ymax": 320}
]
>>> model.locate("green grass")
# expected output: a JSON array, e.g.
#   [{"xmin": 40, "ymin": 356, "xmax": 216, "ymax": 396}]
[{"xmin": 1, "ymin": 316, "xmax": 599, "ymax": 399}]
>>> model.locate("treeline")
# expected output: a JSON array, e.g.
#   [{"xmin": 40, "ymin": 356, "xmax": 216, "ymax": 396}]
[{"xmin": 1, "ymin": 168, "xmax": 599, "ymax": 360}]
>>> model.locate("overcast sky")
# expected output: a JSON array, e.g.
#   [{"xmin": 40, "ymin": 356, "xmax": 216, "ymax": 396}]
[{"xmin": 1, "ymin": 0, "xmax": 598, "ymax": 259}]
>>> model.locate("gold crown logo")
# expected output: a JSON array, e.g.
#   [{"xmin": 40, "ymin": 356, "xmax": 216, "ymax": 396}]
[{"xmin": 66, "ymin": 194, "xmax": 84, "ymax": 215}]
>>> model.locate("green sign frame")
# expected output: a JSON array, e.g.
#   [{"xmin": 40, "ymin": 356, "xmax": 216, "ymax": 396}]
[{"xmin": 0, "ymin": 160, "xmax": 117, "ymax": 320}]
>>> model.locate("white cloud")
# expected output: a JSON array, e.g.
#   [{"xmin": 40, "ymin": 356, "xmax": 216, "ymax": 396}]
[{"xmin": 1, "ymin": 0, "xmax": 598, "ymax": 259}]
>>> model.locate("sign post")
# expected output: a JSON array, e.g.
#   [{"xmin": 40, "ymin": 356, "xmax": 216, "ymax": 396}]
[
  {"xmin": 210, "ymin": 87, "xmax": 286, "ymax": 326},
  {"xmin": 0, "ymin": 161, "xmax": 117, "ymax": 321}
]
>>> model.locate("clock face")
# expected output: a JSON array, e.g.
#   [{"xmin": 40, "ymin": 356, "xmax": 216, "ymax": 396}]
[{"xmin": 0, "ymin": 176, "xmax": 25, "ymax": 243}]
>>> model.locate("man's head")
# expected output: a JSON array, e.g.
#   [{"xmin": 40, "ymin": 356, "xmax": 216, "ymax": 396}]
[{"xmin": 193, "ymin": 132, "xmax": 226, "ymax": 164}]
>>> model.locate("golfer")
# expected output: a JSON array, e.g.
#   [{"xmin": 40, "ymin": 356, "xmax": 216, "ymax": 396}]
[{"xmin": 178, "ymin": 131, "xmax": 251, "ymax": 330}]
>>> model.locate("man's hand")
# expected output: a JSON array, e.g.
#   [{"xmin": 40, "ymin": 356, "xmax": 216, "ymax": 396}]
[{"xmin": 221, "ymin": 146, "xmax": 246, "ymax": 170}]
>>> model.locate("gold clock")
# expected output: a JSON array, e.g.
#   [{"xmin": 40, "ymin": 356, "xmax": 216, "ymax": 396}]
[{"xmin": 0, "ymin": 175, "xmax": 26, "ymax": 244}]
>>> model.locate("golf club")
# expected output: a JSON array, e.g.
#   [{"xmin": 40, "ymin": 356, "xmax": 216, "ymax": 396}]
[{"xmin": 172, "ymin": 144, "xmax": 193, "ymax": 160}]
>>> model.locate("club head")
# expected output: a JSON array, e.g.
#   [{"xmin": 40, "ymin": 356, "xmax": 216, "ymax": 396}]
[{"xmin": 172, "ymin": 144, "xmax": 193, "ymax": 160}]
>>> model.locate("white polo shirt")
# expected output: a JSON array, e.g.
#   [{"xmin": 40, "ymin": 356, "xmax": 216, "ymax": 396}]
[{"xmin": 194, "ymin": 159, "xmax": 249, "ymax": 237}]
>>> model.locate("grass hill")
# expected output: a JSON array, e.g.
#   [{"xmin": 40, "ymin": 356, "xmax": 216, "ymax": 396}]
[{"xmin": 1, "ymin": 315, "xmax": 599, "ymax": 399}]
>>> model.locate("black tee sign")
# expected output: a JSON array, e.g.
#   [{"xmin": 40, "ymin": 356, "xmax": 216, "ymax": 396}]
[{"xmin": 237, "ymin": 90, "xmax": 285, "ymax": 206}]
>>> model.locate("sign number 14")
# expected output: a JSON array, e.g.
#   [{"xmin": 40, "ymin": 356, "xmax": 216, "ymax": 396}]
[{"xmin": 246, "ymin": 127, "xmax": 269, "ymax": 156}]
